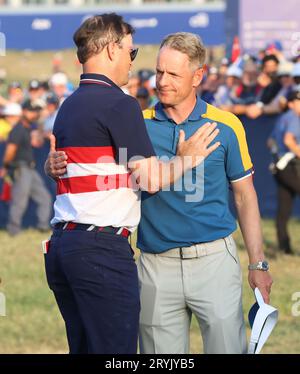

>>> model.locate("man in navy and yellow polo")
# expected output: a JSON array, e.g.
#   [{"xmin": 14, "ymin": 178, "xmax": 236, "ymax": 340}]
[
  {"xmin": 136, "ymin": 32, "xmax": 272, "ymax": 355},
  {"xmin": 46, "ymin": 29, "xmax": 273, "ymax": 355},
  {"xmin": 138, "ymin": 98, "xmax": 253, "ymax": 252}
]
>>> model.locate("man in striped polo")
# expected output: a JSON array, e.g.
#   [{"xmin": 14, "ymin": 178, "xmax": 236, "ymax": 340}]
[{"xmin": 44, "ymin": 14, "xmax": 219, "ymax": 354}]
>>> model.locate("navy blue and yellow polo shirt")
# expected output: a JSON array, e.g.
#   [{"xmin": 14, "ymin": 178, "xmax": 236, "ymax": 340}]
[{"xmin": 137, "ymin": 96, "xmax": 254, "ymax": 253}]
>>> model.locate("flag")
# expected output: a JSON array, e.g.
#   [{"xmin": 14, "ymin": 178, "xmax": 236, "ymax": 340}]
[{"xmin": 231, "ymin": 36, "xmax": 241, "ymax": 63}]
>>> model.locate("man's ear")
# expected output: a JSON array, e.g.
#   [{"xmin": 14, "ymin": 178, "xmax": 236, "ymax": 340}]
[
  {"xmin": 193, "ymin": 68, "xmax": 204, "ymax": 88},
  {"xmin": 107, "ymin": 42, "xmax": 116, "ymax": 61}
]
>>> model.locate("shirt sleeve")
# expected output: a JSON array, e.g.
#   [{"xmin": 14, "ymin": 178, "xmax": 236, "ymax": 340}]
[
  {"xmin": 108, "ymin": 94, "xmax": 156, "ymax": 162},
  {"xmin": 225, "ymin": 119, "xmax": 254, "ymax": 182},
  {"xmin": 7, "ymin": 125, "xmax": 23, "ymax": 146},
  {"xmin": 285, "ymin": 112, "xmax": 300, "ymax": 136}
]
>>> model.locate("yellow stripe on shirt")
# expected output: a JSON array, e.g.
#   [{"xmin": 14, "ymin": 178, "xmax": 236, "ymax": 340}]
[
  {"xmin": 143, "ymin": 107, "xmax": 156, "ymax": 120},
  {"xmin": 202, "ymin": 104, "xmax": 253, "ymax": 171}
]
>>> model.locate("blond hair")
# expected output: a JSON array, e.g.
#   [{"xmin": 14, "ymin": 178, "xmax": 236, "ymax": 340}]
[{"xmin": 160, "ymin": 32, "xmax": 206, "ymax": 68}]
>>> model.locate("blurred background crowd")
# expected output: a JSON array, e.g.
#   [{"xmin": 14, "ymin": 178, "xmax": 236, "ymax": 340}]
[
  {"xmin": 0, "ymin": 0, "xmax": 300, "ymax": 254},
  {"xmin": 1, "ymin": 40, "xmax": 300, "ymax": 144}
]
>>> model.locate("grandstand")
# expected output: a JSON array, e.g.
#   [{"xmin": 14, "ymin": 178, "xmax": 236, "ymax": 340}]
[{"xmin": 0, "ymin": 0, "xmax": 224, "ymax": 8}]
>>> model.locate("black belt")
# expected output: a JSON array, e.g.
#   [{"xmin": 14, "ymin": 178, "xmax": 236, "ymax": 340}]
[{"xmin": 54, "ymin": 222, "xmax": 130, "ymax": 238}]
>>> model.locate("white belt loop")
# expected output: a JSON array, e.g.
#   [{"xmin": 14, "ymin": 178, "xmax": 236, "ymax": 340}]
[
  {"xmin": 63, "ymin": 222, "xmax": 68, "ymax": 230},
  {"xmin": 87, "ymin": 225, "xmax": 96, "ymax": 231},
  {"xmin": 116, "ymin": 227, "xmax": 123, "ymax": 235}
]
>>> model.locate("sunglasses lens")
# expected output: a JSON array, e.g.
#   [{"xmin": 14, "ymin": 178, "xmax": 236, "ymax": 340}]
[{"xmin": 130, "ymin": 48, "xmax": 138, "ymax": 61}]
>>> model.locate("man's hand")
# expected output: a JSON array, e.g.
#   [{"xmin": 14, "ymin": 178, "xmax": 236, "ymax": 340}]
[
  {"xmin": 176, "ymin": 122, "xmax": 220, "ymax": 169},
  {"xmin": 44, "ymin": 134, "xmax": 68, "ymax": 180},
  {"xmin": 248, "ymin": 270, "xmax": 273, "ymax": 304},
  {"xmin": 246, "ymin": 104, "xmax": 263, "ymax": 120}
]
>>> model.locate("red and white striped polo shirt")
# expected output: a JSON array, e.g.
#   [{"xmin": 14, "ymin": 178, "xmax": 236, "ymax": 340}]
[{"xmin": 50, "ymin": 73, "xmax": 156, "ymax": 232}]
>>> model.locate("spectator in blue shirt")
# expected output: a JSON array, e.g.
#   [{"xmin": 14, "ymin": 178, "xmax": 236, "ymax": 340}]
[{"xmin": 268, "ymin": 89, "xmax": 300, "ymax": 254}]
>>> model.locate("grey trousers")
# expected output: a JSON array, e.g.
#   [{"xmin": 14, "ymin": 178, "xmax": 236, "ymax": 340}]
[
  {"xmin": 137, "ymin": 235, "xmax": 247, "ymax": 354},
  {"xmin": 7, "ymin": 166, "xmax": 51, "ymax": 234}
]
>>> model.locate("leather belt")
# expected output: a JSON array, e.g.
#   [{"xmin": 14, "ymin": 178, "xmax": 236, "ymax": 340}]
[{"xmin": 54, "ymin": 222, "xmax": 130, "ymax": 238}]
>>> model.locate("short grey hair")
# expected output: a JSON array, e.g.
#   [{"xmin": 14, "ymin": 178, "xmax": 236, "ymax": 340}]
[{"xmin": 159, "ymin": 32, "xmax": 206, "ymax": 68}]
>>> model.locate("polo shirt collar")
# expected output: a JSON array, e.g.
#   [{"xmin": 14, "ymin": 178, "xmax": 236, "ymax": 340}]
[
  {"xmin": 154, "ymin": 95, "xmax": 207, "ymax": 123},
  {"xmin": 80, "ymin": 73, "xmax": 121, "ymax": 90}
]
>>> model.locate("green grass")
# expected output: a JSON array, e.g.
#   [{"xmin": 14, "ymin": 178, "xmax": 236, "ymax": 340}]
[
  {"xmin": 0, "ymin": 219, "xmax": 300, "ymax": 353},
  {"xmin": 0, "ymin": 230, "xmax": 67, "ymax": 353}
]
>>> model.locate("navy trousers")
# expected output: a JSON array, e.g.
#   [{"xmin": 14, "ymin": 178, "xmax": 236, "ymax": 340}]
[{"xmin": 44, "ymin": 228, "xmax": 140, "ymax": 354}]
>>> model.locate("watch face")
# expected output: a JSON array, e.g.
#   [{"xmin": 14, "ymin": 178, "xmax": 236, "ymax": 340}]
[{"xmin": 262, "ymin": 261, "xmax": 269, "ymax": 270}]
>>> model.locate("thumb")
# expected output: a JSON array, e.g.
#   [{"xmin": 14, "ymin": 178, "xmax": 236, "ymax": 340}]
[
  {"xmin": 49, "ymin": 134, "xmax": 56, "ymax": 153},
  {"xmin": 178, "ymin": 130, "xmax": 185, "ymax": 145}
]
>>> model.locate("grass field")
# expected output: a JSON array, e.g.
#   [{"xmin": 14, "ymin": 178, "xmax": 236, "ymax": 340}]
[{"xmin": 0, "ymin": 219, "xmax": 299, "ymax": 354}]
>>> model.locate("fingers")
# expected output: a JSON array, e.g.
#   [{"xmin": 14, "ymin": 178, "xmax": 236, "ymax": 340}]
[
  {"xmin": 52, "ymin": 168, "xmax": 67, "ymax": 176},
  {"xmin": 49, "ymin": 151, "xmax": 68, "ymax": 176},
  {"xmin": 51, "ymin": 159, "xmax": 67, "ymax": 171},
  {"xmin": 205, "ymin": 141, "xmax": 221, "ymax": 156},
  {"xmin": 49, "ymin": 134, "xmax": 56, "ymax": 153},
  {"xmin": 248, "ymin": 272, "xmax": 273, "ymax": 304},
  {"xmin": 52, "ymin": 151, "xmax": 67, "ymax": 162},
  {"xmin": 203, "ymin": 128, "xmax": 220, "ymax": 148},
  {"xmin": 178, "ymin": 130, "xmax": 185, "ymax": 145},
  {"xmin": 192, "ymin": 122, "xmax": 217, "ymax": 140},
  {"xmin": 176, "ymin": 122, "xmax": 220, "ymax": 163},
  {"xmin": 260, "ymin": 288, "xmax": 270, "ymax": 304},
  {"xmin": 48, "ymin": 134, "xmax": 68, "ymax": 176}
]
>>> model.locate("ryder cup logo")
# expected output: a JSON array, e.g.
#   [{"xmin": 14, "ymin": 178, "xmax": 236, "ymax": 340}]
[{"xmin": 189, "ymin": 13, "xmax": 209, "ymax": 28}]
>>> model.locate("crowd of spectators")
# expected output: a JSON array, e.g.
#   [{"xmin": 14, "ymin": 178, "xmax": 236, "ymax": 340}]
[
  {"xmin": 1, "ymin": 41, "xmax": 299, "ymax": 144},
  {"xmin": 0, "ymin": 40, "xmax": 300, "ymax": 238}
]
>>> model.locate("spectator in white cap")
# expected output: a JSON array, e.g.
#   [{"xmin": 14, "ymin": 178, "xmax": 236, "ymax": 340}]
[
  {"xmin": 49, "ymin": 72, "xmax": 72, "ymax": 105},
  {"xmin": 0, "ymin": 103, "xmax": 22, "ymax": 142},
  {"xmin": 213, "ymin": 64, "xmax": 242, "ymax": 107},
  {"xmin": 1, "ymin": 99, "xmax": 51, "ymax": 236},
  {"xmin": 7, "ymin": 81, "xmax": 24, "ymax": 104},
  {"xmin": 27, "ymin": 79, "xmax": 45, "ymax": 105}
]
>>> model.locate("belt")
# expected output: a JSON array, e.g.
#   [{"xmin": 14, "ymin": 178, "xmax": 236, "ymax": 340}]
[
  {"xmin": 54, "ymin": 222, "xmax": 130, "ymax": 238},
  {"xmin": 155, "ymin": 237, "xmax": 232, "ymax": 259}
]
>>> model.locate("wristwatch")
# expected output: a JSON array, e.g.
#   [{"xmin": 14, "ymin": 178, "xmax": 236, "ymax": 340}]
[{"xmin": 248, "ymin": 260, "xmax": 269, "ymax": 271}]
